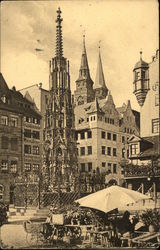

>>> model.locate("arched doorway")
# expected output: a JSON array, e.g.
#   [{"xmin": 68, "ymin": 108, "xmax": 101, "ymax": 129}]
[
  {"xmin": 10, "ymin": 184, "xmax": 15, "ymax": 205},
  {"xmin": 108, "ymin": 179, "xmax": 117, "ymax": 186}
]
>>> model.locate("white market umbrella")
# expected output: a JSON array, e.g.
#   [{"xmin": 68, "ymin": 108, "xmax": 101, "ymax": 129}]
[{"xmin": 75, "ymin": 185, "xmax": 150, "ymax": 213}]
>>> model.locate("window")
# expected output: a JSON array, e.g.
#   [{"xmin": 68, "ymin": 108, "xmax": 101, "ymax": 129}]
[
  {"xmin": 75, "ymin": 132, "xmax": 78, "ymax": 140},
  {"xmin": 81, "ymin": 163, "xmax": 85, "ymax": 172},
  {"xmin": 113, "ymin": 164, "xmax": 117, "ymax": 173},
  {"xmin": 107, "ymin": 147, "xmax": 111, "ymax": 156},
  {"xmin": 80, "ymin": 132, "xmax": 85, "ymax": 140},
  {"xmin": 113, "ymin": 134, "xmax": 117, "ymax": 141},
  {"xmin": 122, "ymin": 136, "xmax": 125, "ymax": 143},
  {"xmin": 33, "ymin": 164, "xmax": 39, "ymax": 171},
  {"xmin": 0, "ymin": 185, "xmax": 4, "ymax": 200},
  {"xmin": 142, "ymin": 70, "xmax": 146, "ymax": 80},
  {"xmin": 101, "ymin": 131, "xmax": 106, "ymax": 139},
  {"xmin": 88, "ymin": 162, "xmax": 92, "ymax": 172},
  {"xmin": 24, "ymin": 163, "xmax": 31, "ymax": 171},
  {"xmin": 152, "ymin": 118, "xmax": 160, "ymax": 133},
  {"xmin": 34, "ymin": 118, "xmax": 38, "ymax": 124},
  {"xmin": 26, "ymin": 117, "xmax": 32, "ymax": 123},
  {"xmin": 122, "ymin": 148, "xmax": 125, "ymax": 158},
  {"xmin": 113, "ymin": 148, "xmax": 117, "ymax": 157},
  {"xmin": 127, "ymin": 128, "xmax": 129, "ymax": 133},
  {"xmin": 10, "ymin": 161, "xmax": 17, "ymax": 173},
  {"xmin": 24, "ymin": 129, "xmax": 31, "ymax": 138},
  {"xmin": 32, "ymin": 131, "xmax": 40, "ymax": 140},
  {"xmin": 110, "ymin": 119, "xmax": 114, "ymax": 125},
  {"xmin": 80, "ymin": 147, "xmax": 85, "ymax": 156},
  {"xmin": 1, "ymin": 136, "xmax": 9, "ymax": 149},
  {"xmin": 1, "ymin": 160, "xmax": 8, "ymax": 170},
  {"xmin": 136, "ymin": 71, "xmax": 140, "ymax": 80},
  {"xmin": 1, "ymin": 116, "xmax": 8, "ymax": 125},
  {"xmin": 33, "ymin": 146, "xmax": 40, "ymax": 155},
  {"xmin": 10, "ymin": 117, "xmax": 18, "ymax": 127},
  {"xmin": 130, "ymin": 144, "xmax": 138, "ymax": 155},
  {"xmin": 11, "ymin": 138, "xmax": 18, "ymax": 151},
  {"xmin": 127, "ymin": 149, "xmax": 129, "ymax": 158},
  {"xmin": 88, "ymin": 146, "xmax": 92, "ymax": 155},
  {"xmin": 102, "ymin": 146, "xmax": 106, "ymax": 155},
  {"xmin": 87, "ymin": 117, "xmax": 89, "ymax": 122},
  {"xmin": 108, "ymin": 163, "xmax": 111, "ymax": 172},
  {"xmin": 102, "ymin": 162, "xmax": 106, "ymax": 168},
  {"xmin": 24, "ymin": 145, "xmax": 31, "ymax": 154},
  {"xmin": 155, "ymin": 94, "xmax": 159, "ymax": 106},
  {"xmin": 87, "ymin": 131, "xmax": 92, "ymax": 139},
  {"xmin": 107, "ymin": 132, "xmax": 111, "ymax": 140}
]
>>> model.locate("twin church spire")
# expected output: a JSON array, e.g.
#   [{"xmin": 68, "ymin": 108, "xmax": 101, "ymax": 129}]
[{"xmin": 75, "ymin": 34, "xmax": 108, "ymax": 105}]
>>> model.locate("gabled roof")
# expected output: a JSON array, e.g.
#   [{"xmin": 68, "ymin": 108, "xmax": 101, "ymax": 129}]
[
  {"xmin": 128, "ymin": 135, "xmax": 142, "ymax": 143},
  {"xmin": 86, "ymin": 98, "xmax": 104, "ymax": 114},
  {"xmin": 0, "ymin": 73, "xmax": 9, "ymax": 96},
  {"xmin": 0, "ymin": 73, "xmax": 41, "ymax": 118},
  {"xmin": 24, "ymin": 91, "xmax": 34, "ymax": 103}
]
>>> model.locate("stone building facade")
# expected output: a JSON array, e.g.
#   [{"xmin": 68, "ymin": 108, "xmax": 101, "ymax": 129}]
[
  {"xmin": 74, "ymin": 38, "xmax": 140, "ymax": 189},
  {"xmin": 0, "ymin": 73, "xmax": 42, "ymax": 206},
  {"xmin": 123, "ymin": 50, "xmax": 160, "ymax": 203}
]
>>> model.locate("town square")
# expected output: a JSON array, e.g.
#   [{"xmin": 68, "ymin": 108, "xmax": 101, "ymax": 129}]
[{"xmin": 0, "ymin": 0, "xmax": 159, "ymax": 249}]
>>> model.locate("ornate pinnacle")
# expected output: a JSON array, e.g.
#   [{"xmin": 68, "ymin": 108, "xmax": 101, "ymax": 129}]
[{"xmin": 56, "ymin": 7, "xmax": 63, "ymax": 58}]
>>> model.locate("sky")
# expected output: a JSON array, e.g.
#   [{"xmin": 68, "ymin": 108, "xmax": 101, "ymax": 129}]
[{"xmin": 1, "ymin": 0, "xmax": 159, "ymax": 111}]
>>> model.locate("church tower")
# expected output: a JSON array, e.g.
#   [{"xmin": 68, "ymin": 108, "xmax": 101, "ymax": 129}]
[
  {"xmin": 94, "ymin": 47, "xmax": 108, "ymax": 99},
  {"xmin": 44, "ymin": 8, "xmax": 78, "ymax": 193},
  {"xmin": 74, "ymin": 35, "xmax": 95, "ymax": 106}
]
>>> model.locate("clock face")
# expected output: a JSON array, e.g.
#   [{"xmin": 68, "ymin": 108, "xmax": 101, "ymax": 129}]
[{"xmin": 152, "ymin": 82, "xmax": 159, "ymax": 91}]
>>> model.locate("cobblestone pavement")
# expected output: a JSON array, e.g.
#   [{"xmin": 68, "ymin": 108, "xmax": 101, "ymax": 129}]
[{"xmin": 0, "ymin": 223, "xmax": 81, "ymax": 249}]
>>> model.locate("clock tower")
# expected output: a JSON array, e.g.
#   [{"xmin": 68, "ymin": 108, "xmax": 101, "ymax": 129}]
[{"xmin": 44, "ymin": 8, "xmax": 78, "ymax": 193}]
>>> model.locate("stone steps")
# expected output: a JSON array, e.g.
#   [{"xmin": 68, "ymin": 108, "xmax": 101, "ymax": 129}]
[{"xmin": 7, "ymin": 207, "xmax": 50, "ymax": 223}]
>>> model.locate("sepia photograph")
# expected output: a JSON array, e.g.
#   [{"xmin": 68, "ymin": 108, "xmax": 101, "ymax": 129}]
[{"xmin": 0, "ymin": 0, "xmax": 159, "ymax": 249}]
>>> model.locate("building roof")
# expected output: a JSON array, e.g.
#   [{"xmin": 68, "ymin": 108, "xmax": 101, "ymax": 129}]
[
  {"xmin": 94, "ymin": 49, "xmax": 107, "ymax": 90},
  {"xmin": 0, "ymin": 73, "xmax": 41, "ymax": 118},
  {"xmin": 138, "ymin": 135, "xmax": 159, "ymax": 159},
  {"xmin": 134, "ymin": 51, "xmax": 149, "ymax": 70},
  {"xmin": 117, "ymin": 103, "xmax": 127, "ymax": 114}
]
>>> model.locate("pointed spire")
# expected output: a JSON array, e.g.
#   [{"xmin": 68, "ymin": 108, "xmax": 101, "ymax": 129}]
[
  {"xmin": 140, "ymin": 49, "xmax": 142, "ymax": 61},
  {"xmin": 94, "ymin": 46, "xmax": 107, "ymax": 89},
  {"xmin": 78, "ymin": 35, "xmax": 91, "ymax": 79},
  {"xmin": 55, "ymin": 7, "xmax": 63, "ymax": 58}
]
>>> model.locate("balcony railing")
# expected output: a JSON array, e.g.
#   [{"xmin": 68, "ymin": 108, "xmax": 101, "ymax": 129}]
[{"xmin": 123, "ymin": 164, "xmax": 160, "ymax": 178}]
